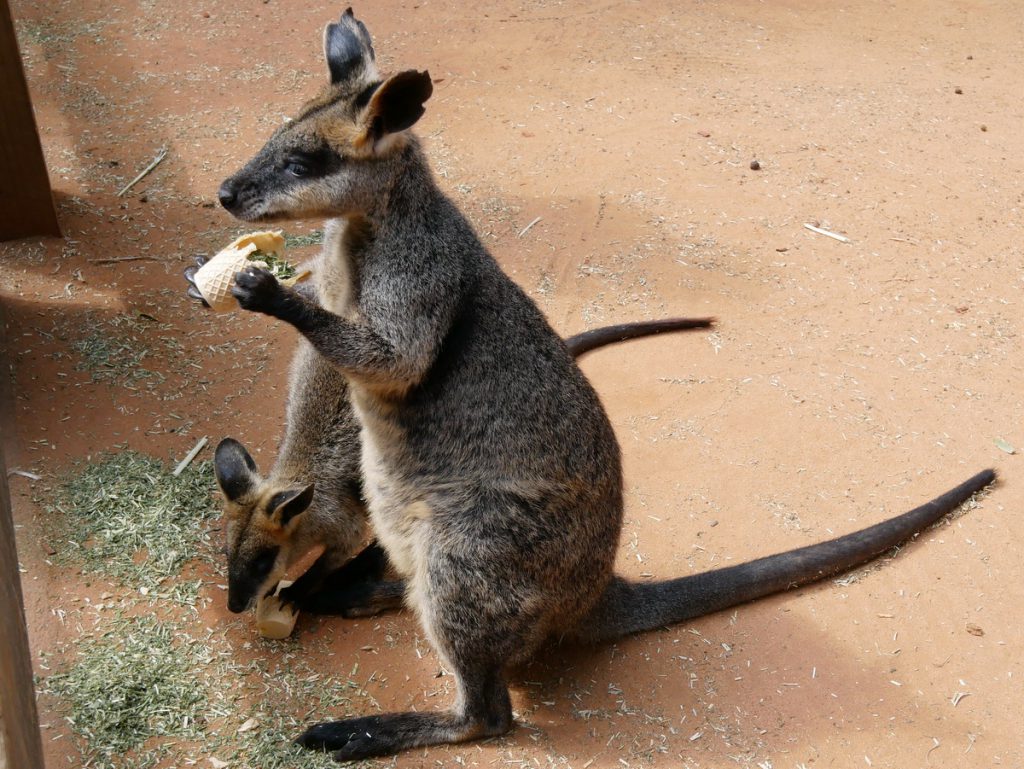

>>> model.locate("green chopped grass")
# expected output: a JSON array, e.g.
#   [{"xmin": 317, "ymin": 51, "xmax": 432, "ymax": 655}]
[
  {"xmin": 42, "ymin": 616, "xmax": 211, "ymax": 769},
  {"xmin": 71, "ymin": 316, "xmax": 164, "ymax": 386},
  {"xmin": 283, "ymin": 229, "xmax": 324, "ymax": 248},
  {"xmin": 43, "ymin": 615, "xmax": 369, "ymax": 769},
  {"xmin": 46, "ymin": 451, "xmax": 218, "ymax": 588},
  {"xmin": 66, "ymin": 313, "xmax": 186, "ymax": 392},
  {"xmin": 250, "ymin": 248, "xmax": 298, "ymax": 280},
  {"xmin": 40, "ymin": 450, "xmax": 375, "ymax": 767}
]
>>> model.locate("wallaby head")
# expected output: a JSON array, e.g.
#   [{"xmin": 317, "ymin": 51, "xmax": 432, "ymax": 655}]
[
  {"xmin": 213, "ymin": 438, "xmax": 315, "ymax": 612},
  {"xmin": 217, "ymin": 7, "xmax": 432, "ymax": 222}
]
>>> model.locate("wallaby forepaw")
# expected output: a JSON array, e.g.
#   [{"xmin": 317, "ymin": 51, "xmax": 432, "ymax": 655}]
[
  {"xmin": 232, "ymin": 265, "xmax": 283, "ymax": 315},
  {"xmin": 293, "ymin": 581, "xmax": 384, "ymax": 617},
  {"xmin": 275, "ymin": 583, "xmax": 302, "ymax": 611}
]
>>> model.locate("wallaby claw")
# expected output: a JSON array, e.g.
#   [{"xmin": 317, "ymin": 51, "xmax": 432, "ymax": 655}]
[
  {"xmin": 232, "ymin": 265, "xmax": 282, "ymax": 314},
  {"xmin": 183, "ymin": 255, "xmax": 211, "ymax": 308},
  {"xmin": 276, "ymin": 581, "xmax": 304, "ymax": 611}
]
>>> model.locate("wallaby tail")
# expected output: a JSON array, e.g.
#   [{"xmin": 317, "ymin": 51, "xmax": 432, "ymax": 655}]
[
  {"xmin": 576, "ymin": 469, "xmax": 995, "ymax": 643},
  {"xmin": 565, "ymin": 317, "xmax": 715, "ymax": 357}
]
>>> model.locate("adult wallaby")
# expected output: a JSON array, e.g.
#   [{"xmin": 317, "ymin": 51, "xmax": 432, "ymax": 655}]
[
  {"xmin": 193, "ymin": 284, "xmax": 712, "ymax": 616},
  {"xmin": 214, "ymin": 8, "xmax": 995, "ymax": 761},
  {"xmin": 188, "ymin": 247, "xmax": 712, "ymax": 614}
]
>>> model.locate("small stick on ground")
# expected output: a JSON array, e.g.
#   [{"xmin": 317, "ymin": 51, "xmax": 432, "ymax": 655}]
[
  {"xmin": 7, "ymin": 469, "xmax": 42, "ymax": 481},
  {"xmin": 172, "ymin": 436, "xmax": 208, "ymax": 477},
  {"xmin": 117, "ymin": 147, "xmax": 168, "ymax": 197},
  {"xmin": 803, "ymin": 222, "xmax": 850, "ymax": 243},
  {"xmin": 518, "ymin": 216, "xmax": 543, "ymax": 238},
  {"xmin": 89, "ymin": 256, "xmax": 161, "ymax": 265}
]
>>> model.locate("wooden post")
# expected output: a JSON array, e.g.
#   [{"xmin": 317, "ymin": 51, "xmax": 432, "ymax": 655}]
[
  {"xmin": 0, "ymin": 296, "xmax": 45, "ymax": 769},
  {"xmin": 0, "ymin": 0, "xmax": 61, "ymax": 241}
]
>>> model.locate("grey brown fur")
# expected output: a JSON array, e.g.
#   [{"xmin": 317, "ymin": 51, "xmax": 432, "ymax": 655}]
[
  {"xmin": 205, "ymin": 287, "xmax": 711, "ymax": 616},
  {"xmin": 213, "ymin": 8, "xmax": 995, "ymax": 761},
  {"xmin": 190, "ymin": 256, "xmax": 712, "ymax": 616}
]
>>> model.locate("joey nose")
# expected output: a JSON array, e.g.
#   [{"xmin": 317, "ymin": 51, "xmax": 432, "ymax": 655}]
[
  {"xmin": 218, "ymin": 181, "xmax": 238, "ymax": 210},
  {"xmin": 227, "ymin": 593, "xmax": 249, "ymax": 614}
]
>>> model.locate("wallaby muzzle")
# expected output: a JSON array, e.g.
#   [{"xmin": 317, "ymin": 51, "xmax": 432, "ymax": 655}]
[
  {"xmin": 227, "ymin": 590, "xmax": 253, "ymax": 614},
  {"xmin": 217, "ymin": 173, "xmax": 264, "ymax": 221}
]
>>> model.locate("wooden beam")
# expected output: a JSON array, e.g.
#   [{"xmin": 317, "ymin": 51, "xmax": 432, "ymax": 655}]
[
  {"xmin": 0, "ymin": 0, "xmax": 60, "ymax": 241},
  {"xmin": 0, "ymin": 300, "xmax": 45, "ymax": 769}
]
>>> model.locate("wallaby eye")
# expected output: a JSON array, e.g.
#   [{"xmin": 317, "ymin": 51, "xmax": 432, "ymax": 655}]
[
  {"xmin": 285, "ymin": 159, "xmax": 311, "ymax": 178},
  {"xmin": 253, "ymin": 548, "xmax": 279, "ymax": 576}
]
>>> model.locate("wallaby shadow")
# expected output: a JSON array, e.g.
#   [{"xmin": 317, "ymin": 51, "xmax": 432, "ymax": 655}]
[{"xmin": 488, "ymin": 585, "xmax": 977, "ymax": 765}]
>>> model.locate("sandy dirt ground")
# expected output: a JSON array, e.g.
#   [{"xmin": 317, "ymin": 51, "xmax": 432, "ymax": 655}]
[{"xmin": 3, "ymin": 1, "xmax": 1022, "ymax": 767}]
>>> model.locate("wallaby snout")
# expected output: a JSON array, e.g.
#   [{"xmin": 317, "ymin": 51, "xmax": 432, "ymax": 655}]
[
  {"xmin": 217, "ymin": 168, "xmax": 269, "ymax": 222},
  {"xmin": 227, "ymin": 591, "xmax": 252, "ymax": 614},
  {"xmin": 217, "ymin": 179, "xmax": 239, "ymax": 212},
  {"xmin": 227, "ymin": 543, "xmax": 282, "ymax": 614}
]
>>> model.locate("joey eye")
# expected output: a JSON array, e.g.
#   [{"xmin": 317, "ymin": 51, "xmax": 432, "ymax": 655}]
[
  {"xmin": 285, "ymin": 159, "xmax": 311, "ymax": 178},
  {"xmin": 253, "ymin": 548, "xmax": 279, "ymax": 576}
]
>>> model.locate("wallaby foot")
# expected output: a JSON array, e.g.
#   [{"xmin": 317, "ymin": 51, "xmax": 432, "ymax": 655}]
[{"xmin": 296, "ymin": 665, "xmax": 512, "ymax": 761}]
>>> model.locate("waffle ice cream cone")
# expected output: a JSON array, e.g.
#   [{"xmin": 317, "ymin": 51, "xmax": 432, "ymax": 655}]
[
  {"xmin": 193, "ymin": 230, "xmax": 286, "ymax": 312},
  {"xmin": 256, "ymin": 579, "xmax": 298, "ymax": 639}
]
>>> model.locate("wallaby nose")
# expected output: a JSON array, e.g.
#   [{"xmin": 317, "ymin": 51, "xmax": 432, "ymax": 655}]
[
  {"xmin": 227, "ymin": 593, "xmax": 249, "ymax": 614},
  {"xmin": 218, "ymin": 180, "xmax": 238, "ymax": 210}
]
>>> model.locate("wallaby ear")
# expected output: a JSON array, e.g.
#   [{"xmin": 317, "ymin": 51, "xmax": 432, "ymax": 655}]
[
  {"xmin": 268, "ymin": 484, "xmax": 315, "ymax": 529},
  {"xmin": 360, "ymin": 69, "xmax": 433, "ymax": 147},
  {"xmin": 214, "ymin": 438, "xmax": 260, "ymax": 502},
  {"xmin": 323, "ymin": 7, "xmax": 377, "ymax": 85}
]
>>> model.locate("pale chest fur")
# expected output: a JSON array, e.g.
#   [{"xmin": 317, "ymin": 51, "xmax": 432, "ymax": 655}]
[
  {"xmin": 314, "ymin": 219, "xmax": 360, "ymax": 320},
  {"xmin": 321, "ymin": 219, "xmax": 433, "ymax": 580},
  {"xmin": 351, "ymin": 387, "xmax": 432, "ymax": 580}
]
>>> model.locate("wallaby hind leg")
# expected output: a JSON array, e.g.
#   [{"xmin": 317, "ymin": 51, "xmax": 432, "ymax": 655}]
[
  {"xmin": 296, "ymin": 502, "xmax": 559, "ymax": 760},
  {"xmin": 295, "ymin": 661, "xmax": 511, "ymax": 761}
]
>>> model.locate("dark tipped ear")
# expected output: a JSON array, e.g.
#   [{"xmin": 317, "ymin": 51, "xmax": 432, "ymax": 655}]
[
  {"xmin": 362, "ymin": 69, "xmax": 433, "ymax": 144},
  {"xmin": 269, "ymin": 484, "xmax": 315, "ymax": 528},
  {"xmin": 323, "ymin": 8, "xmax": 376, "ymax": 85},
  {"xmin": 214, "ymin": 438, "xmax": 260, "ymax": 502}
]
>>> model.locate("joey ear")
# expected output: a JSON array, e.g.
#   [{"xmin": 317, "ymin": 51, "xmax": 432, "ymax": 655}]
[
  {"xmin": 323, "ymin": 8, "xmax": 377, "ymax": 85},
  {"xmin": 360, "ymin": 69, "xmax": 433, "ymax": 147},
  {"xmin": 214, "ymin": 438, "xmax": 260, "ymax": 502},
  {"xmin": 269, "ymin": 484, "xmax": 315, "ymax": 528}
]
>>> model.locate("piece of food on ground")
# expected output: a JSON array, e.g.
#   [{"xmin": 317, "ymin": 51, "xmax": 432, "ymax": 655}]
[{"xmin": 256, "ymin": 580, "xmax": 298, "ymax": 639}]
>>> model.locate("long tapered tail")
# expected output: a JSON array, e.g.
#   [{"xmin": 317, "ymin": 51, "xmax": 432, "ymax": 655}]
[
  {"xmin": 564, "ymin": 317, "xmax": 715, "ymax": 357},
  {"xmin": 577, "ymin": 469, "xmax": 996, "ymax": 643}
]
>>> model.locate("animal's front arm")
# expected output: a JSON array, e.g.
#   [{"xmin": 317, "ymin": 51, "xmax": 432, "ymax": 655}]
[{"xmin": 232, "ymin": 266, "xmax": 427, "ymax": 386}]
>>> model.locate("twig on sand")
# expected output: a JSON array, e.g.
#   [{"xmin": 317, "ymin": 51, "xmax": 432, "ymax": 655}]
[
  {"xmin": 172, "ymin": 436, "xmax": 208, "ymax": 477},
  {"xmin": 518, "ymin": 216, "xmax": 543, "ymax": 238},
  {"xmin": 7, "ymin": 469, "xmax": 42, "ymax": 481},
  {"xmin": 117, "ymin": 147, "xmax": 168, "ymax": 197},
  {"xmin": 803, "ymin": 222, "xmax": 850, "ymax": 243},
  {"xmin": 89, "ymin": 256, "xmax": 161, "ymax": 265}
]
